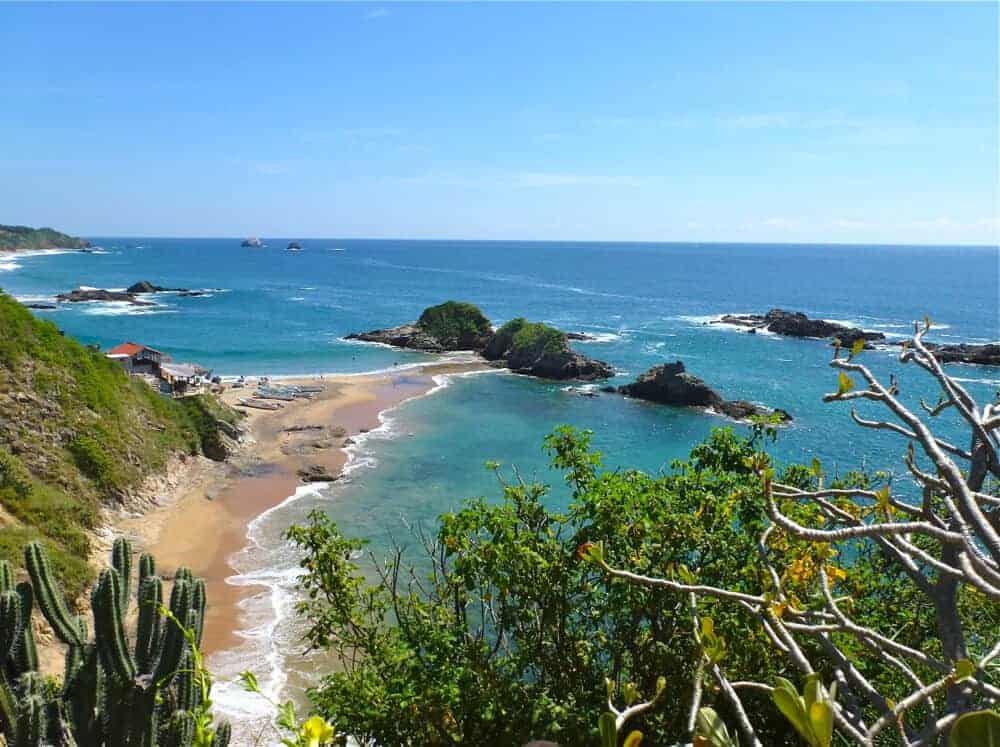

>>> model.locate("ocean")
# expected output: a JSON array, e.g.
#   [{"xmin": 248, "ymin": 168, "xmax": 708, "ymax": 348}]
[{"xmin": 2, "ymin": 239, "xmax": 998, "ymax": 735}]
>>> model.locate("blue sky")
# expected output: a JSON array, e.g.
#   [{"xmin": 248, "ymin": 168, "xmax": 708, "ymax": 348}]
[{"xmin": 1, "ymin": 2, "xmax": 996, "ymax": 244}]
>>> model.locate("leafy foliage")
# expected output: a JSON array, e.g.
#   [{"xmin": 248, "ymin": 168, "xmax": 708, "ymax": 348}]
[
  {"xmin": 289, "ymin": 428, "xmax": 818, "ymax": 746},
  {"xmin": 491, "ymin": 317, "xmax": 567, "ymax": 357},
  {"xmin": 417, "ymin": 301, "xmax": 492, "ymax": 348},
  {"xmin": 291, "ymin": 423, "xmax": 1000, "ymax": 745}
]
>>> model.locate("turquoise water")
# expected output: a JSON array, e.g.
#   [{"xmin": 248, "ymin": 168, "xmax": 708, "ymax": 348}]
[{"xmin": 2, "ymin": 239, "xmax": 998, "ymax": 734}]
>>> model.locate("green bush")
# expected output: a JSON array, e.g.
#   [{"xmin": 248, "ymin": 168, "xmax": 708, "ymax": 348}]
[
  {"xmin": 417, "ymin": 300, "xmax": 492, "ymax": 347},
  {"xmin": 290, "ymin": 427, "xmax": 1000, "ymax": 746},
  {"xmin": 68, "ymin": 434, "xmax": 122, "ymax": 494}
]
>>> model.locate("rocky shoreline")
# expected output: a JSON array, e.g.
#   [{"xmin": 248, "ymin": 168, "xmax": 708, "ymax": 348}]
[
  {"xmin": 711, "ymin": 309, "xmax": 998, "ymax": 366},
  {"xmin": 347, "ymin": 301, "xmax": 614, "ymax": 380},
  {"xmin": 54, "ymin": 280, "xmax": 214, "ymax": 306},
  {"xmin": 713, "ymin": 309, "xmax": 885, "ymax": 348},
  {"xmin": 900, "ymin": 341, "xmax": 1000, "ymax": 367}
]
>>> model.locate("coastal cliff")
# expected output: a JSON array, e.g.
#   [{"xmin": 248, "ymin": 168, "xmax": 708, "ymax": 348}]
[
  {"xmin": 348, "ymin": 301, "xmax": 613, "ymax": 380},
  {"xmin": 0, "ymin": 224, "xmax": 90, "ymax": 252},
  {"xmin": 0, "ymin": 292, "xmax": 241, "ymax": 597}
]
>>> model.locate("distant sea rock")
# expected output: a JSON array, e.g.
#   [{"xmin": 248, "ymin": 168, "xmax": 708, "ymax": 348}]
[
  {"xmin": 618, "ymin": 361, "xmax": 791, "ymax": 422},
  {"xmin": 126, "ymin": 280, "xmax": 189, "ymax": 294},
  {"xmin": 347, "ymin": 301, "xmax": 613, "ymax": 381},
  {"xmin": 56, "ymin": 288, "xmax": 154, "ymax": 306},
  {"xmin": 714, "ymin": 309, "xmax": 885, "ymax": 348},
  {"xmin": 900, "ymin": 342, "xmax": 1000, "ymax": 367}
]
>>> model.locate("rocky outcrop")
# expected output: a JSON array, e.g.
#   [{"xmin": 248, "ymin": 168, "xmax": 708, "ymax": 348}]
[
  {"xmin": 348, "ymin": 303, "xmax": 613, "ymax": 380},
  {"xmin": 56, "ymin": 288, "xmax": 154, "ymax": 306},
  {"xmin": 481, "ymin": 318, "xmax": 613, "ymax": 380},
  {"xmin": 347, "ymin": 301, "xmax": 493, "ymax": 352},
  {"xmin": 508, "ymin": 346, "xmax": 613, "ymax": 380},
  {"xmin": 126, "ymin": 280, "xmax": 188, "ymax": 294},
  {"xmin": 714, "ymin": 309, "xmax": 885, "ymax": 348},
  {"xmin": 618, "ymin": 361, "xmax": 790, "ymax": 422},
  {"xmin": 346, "ymin": 323, "xmax": 448, "ymax": 352},
  {"xmin": 297, "ymin": 464, "xmax": 340, "ymax": 483},
  {"xmin": 901, "ymin": 342, "xmax": 1000, "ymax": 367}
]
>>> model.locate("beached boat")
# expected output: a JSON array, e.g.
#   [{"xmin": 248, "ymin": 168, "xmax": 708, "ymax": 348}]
[
  {"xmin": 254, "ymin": 392, "xmax": 296, "ymax": 402},
  {"xmin": 238, "ymin": 398, "xmax": 281, "ymax": 410}
]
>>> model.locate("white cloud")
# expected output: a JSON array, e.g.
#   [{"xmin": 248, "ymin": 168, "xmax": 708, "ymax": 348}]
[{"xmin": 365, "ymin": 8, "xmax": 391, "ymax": 20}]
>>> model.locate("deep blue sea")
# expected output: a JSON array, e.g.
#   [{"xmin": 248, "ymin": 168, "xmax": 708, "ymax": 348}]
[{"xmin": 2, "ymin": 238, "xmax": 998, "ymax": 731}]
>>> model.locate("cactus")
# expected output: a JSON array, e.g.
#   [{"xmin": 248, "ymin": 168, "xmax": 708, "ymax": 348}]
[
  {"xmin": 215, "ymin": 719, "xmax": 232, "ymax": 746},
  {"xmin": 135, "ymin": 575, "xmax": 163, "ymax": 674},
  {"xmin": 0, "ymin": 561, "xmax": 14, "ymax": 594},
  {"xmin": 0, "ymin": 540, "xmax": 231, "ymax": 746},
  {"xmin": 92, "ymin": 568, "xmax": 137, "ymax": 684},
  {"xmin": 25, "ymin": 542, "xmax": 84, "ymax": 647},
  {"xmin": 0, "ymin": 590, "xmax": 23, "ymax": 660},
  {"xmin": 112, "ymin": 538, "xmax": 133, "ymax": 612},
  {"xmin": 164, "ymin": 710, "xmax": 195, "ymax": 747},
  {"xmin": 10, "ymin": 583, "xmax": 38, "ymax": 676},
  {"xmin": 139, "ymin": 553, "xmax": 156, "ymax": 586}
]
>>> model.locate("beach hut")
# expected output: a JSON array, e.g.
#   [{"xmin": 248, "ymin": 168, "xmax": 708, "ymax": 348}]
[
  {"xmin": 159, "ymin": 362, "xmax": 210, "ymax": 395},
  {"xmin": 105, "ymin": 342, "xmax": 170, "ymax": 375}
]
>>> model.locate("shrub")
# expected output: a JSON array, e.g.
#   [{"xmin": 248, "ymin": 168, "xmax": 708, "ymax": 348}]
[{"xmin": 417, "ymin": 301, "xmax": 492, "ymax": 348}]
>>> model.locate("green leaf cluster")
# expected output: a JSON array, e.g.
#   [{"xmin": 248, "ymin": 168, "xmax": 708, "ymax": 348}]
[{"xmin": 416, "ymin": 301, "xmax": 492, "ymax": 348}]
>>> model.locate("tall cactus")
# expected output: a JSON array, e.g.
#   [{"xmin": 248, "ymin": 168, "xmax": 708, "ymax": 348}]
[
  {"xmin": 112, "ymin": 538, "xmax": 133, "ymax": 612},
  {"xmin": 0, "ymin": 540, "xmax": 233, "ymax": 747},
  {"xmin": 25, "ymin": 542, "xmax": 84, "ymax": 648}
]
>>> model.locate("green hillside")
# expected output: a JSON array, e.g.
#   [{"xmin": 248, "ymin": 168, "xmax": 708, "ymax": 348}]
[
  {"xmin": 0, "ymin": 224, "xmax": 90, "ymax": 252},
  {"xmin": 0, "ymin": 291, "xmax": 237, "ymax": 597}
]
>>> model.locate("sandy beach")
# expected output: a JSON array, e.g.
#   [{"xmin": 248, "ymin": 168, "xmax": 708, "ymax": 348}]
[{"xmin": 107, "ymin": 359, "xmax": 487, "ymax": 657}]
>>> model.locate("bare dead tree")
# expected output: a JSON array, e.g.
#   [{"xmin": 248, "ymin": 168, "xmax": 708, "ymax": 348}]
[{"xmin": 586, "ymin": 321, "xmax": 1000, "ymax": 746}]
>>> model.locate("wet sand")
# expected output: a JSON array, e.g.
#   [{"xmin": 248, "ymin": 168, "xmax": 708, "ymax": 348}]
[{"xmin": 113, "ymin": 361, "xmax": 486, "ymax": 656}]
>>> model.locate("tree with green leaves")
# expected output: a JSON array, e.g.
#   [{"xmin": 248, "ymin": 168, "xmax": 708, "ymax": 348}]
[{"xmin": 585, "ymin": 322, "xmax": 1000, "ymax": 745}]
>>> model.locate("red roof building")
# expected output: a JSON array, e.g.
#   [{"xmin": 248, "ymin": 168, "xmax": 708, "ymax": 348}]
[{"xmin": 105, "ymin": 342, "xmax": 170, "ymax": 373}]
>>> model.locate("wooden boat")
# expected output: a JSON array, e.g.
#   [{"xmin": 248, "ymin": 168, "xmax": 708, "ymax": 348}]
[
  {"xmin": 254, "ymin": 392, "xmax": 296, "ymax": 402},
  {"xmin": 238, "ymin": 398, "xmax": 281, "ymax": 410}
]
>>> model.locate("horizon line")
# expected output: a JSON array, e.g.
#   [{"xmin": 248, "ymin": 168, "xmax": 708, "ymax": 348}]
[{"xmin": 75, "ymin": 234, "xmax": 1000, "ymax": 250}]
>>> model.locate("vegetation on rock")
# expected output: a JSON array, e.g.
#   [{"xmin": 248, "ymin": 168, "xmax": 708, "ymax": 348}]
[
  {"xmin": 416, "ymin": 301, "xmax": 493, "ymax": 350},
  {"xmin": 484, "ymin": 317, "xmax": 567, "ymax": 359},
  {"xmin": 0, "ymin": 225, "xmax": 89, "ymax": 253}
]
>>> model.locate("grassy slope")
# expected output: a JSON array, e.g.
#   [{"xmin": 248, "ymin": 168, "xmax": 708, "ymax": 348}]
[
  {"xmin": 0, "ymin": 291, "xmax": 231, "ymax": 597},
  {"xmin": 0, "ymin": 224, "xmax": 89, "ymax": 252}
]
